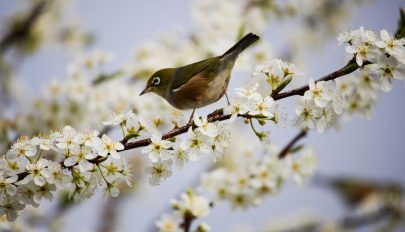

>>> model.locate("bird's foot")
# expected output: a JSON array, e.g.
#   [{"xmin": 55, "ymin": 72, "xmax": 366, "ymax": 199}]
[
  {"xmin": 187, "ymin": 108, "xmax": 196, "ymax": 127},
  {"xmin": 225, "ymin": 92, "xmax": 231, "ymax": 106}
]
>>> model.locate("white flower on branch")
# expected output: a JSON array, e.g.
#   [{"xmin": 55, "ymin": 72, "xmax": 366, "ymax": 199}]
[
  {"xmin": 304, "ymin": 79, "xmax": 333, "ymax": 108},
  {"xmin": 181, "ymin": 128, "xmax": 211, "ymax": 161},
  {"xmin": 33, "ymin": 183, "xmax": 56, "ymax": 203},
  {"xmin": 224, "ymin": 100, "xmax": 249, "ymax": 122},
  {"xmin": 368, "ymin": 56, "xmax": 405, "ymax": 92},
  {"xmin": 0, "ymin": 171, "xmax": 17, "ymax": 196},
  {"xmin": 30, "ymin": 136, "xmax": 52, "ymax": 151},
  {"xmin": 125, "ymin": 110, "xmax": 141, "ymax": 133},
  {"xmin": 286, "ymin": 148, "xmax": 318, "ymax": 186},
  {"xmin": 235, "ymin": 83, "xmax": 262, "ymax": 101},
  {"xmin": 376, "ymin": 29, "xmax": 405, "ymax": 61},
  {"xmin": 292, "ymin": 98, "xmax": 321, "ymax": 129},
  {"xmin": 64, "ymin": 145, "xmax": 95, "ymax": 171},
  {"xmin": 21, "ymin": 158, "xmax": 49, "ymax": 186},
  {"xmin": 210, "ymin": 127, "xmax": 230, "ymax": 163},
  {"xmin": 95, "ymin": 134, "xmax": 124, "ymax": 159},
  {"xmin": 6, "ymin": 137, "xmax": 37, "ymax": 160},
  {"xmin": 54, "ymin": 126, "xmax": 81, "ymax": 150},
  {"xmin": 42, "ymin": 162, "xmax": 70, "ymax": 187},
  {"xmin": 0, "ymin": 197, "xmax": 25, "ymax": 222},
  {"xmin": 344, "ymin": 27, "xmax": 377, "ymax": 66},
  {"xmin": 171, "ymin": 189, "xmax": 210, "ymax": 218},
  {"xmin": 102, "ymin": 111, "xmax": 125, "ymax": 126},
  {"xmin": 194, "ymin": 114, "xmax": 218, "ymax": 138},
  {"xmin": 156, "ymin": 214, "xmax": 182, "ymax": 232},
  {"xmin": 172, "ymin": 141, "xmax": 188, "ymax": 169},
  {"xmin": 146, "ymin": 160, "xmax": 173, "ymax": 186},
  {"xmin": 250, "ymin": 96, "xmax": 275, "ymax": 118},
  {"xmin": 141, "ymin": 132, "xmax": 173, "ymax": 163},
  {"xmin": 316, "ymin": 105, "xmax": 337, "ymax": 133}
]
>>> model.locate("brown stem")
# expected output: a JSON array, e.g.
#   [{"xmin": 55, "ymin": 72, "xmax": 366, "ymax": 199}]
[
  {"xmin": 278, "ymin": 129, "xmax": 308, "ymax": 159},
  {"xmin": 180, "ymin": 212, "xmax": 195, "ymax": 232}
]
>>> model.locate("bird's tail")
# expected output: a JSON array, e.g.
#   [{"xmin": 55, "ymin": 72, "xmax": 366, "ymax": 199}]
[{"xmin": 222, "ymin": 33, "xmax": 260, "ymax": 57}]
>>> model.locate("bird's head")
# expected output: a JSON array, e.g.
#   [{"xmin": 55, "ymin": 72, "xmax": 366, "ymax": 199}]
[{"xmin": 140, "ymin": 68, "xmax": 175, "ymax": 98}]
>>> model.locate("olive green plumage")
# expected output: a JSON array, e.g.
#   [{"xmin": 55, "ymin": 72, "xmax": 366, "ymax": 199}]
[{"xmin": 140, "ymin": 33, "xmax": 260, "ymax": 110}]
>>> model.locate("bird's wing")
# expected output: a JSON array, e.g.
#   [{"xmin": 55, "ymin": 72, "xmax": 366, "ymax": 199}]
[{"xmin": 170, "ymin": 56, "xmax": 219, "ymax": 91}]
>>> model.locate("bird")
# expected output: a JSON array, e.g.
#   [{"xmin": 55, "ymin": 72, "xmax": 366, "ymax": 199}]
[{"xmin": 140, "ymin": 33, "xmax": 260, "ymax": 123}]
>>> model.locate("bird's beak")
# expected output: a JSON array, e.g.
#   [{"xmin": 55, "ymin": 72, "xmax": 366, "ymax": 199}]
[{"xmin": 140, "ymin": 87, "xmax": 152, "ymax": 96}]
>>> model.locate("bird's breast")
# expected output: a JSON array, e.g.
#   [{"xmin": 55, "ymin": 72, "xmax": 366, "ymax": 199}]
[{"xmin": 167, "ymin": 69, "xmax": 231, "ymax": 110}]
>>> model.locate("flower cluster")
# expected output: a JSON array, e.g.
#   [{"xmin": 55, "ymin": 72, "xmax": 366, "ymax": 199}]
[
  {"xmin": 341, "ymin": 27, "xmax": 405, "ymax": 92},
  {"xmin": 5, "ymin": 50, "xmax": 138, "ymax": 140},
  {"xmin": 254, "ymin": 59, "xmax": 299, "ymax": 93},
  {"xmin": 293, "ymin": 27, "xmax": 405, "ymax": 132},
  {"xmin": 224, "ymin": 59, "xmax": 300, "ymax": 127},
  {"xmin": 200, "ymin": 146, "xmax": 317, "ymax": 209},
  {"xmin": 139, "ymin": 113, "xmax": 231, "ymax": 186},
  {"xmin": 156, "ymin": 188, "xmax": 211, "ymax": 232},
  {"xmin": 293, "ymin": 80, "xmax": 346, "ymax": 133},
  {"xmin": 0, "ymin": 126, "xmax": 131, "ymax": 221}
]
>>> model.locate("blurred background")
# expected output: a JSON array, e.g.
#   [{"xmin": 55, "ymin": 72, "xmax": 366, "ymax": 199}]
[{"xmin": 0, "ymin": 0, "xmax": 405, "ymax": 231}]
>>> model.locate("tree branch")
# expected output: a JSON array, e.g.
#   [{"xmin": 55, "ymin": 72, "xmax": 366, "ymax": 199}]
[
  {"xmin": 278, "ymin": 129, "xmax": 308, "ymax": 159},
  {"xmin": 0, "ymin": 0, "xmax": 49, "ymax": 54},
  {"xmin": 122, "ymin": 58, "xmax": 367, "ymax": 152},
  {"xmin": 13, "ymin": 55, "xmax": 365, "ymax": 182},
  {"xmin": 271, "ymin": 58, "xmax": 370, "ymax": 101}
]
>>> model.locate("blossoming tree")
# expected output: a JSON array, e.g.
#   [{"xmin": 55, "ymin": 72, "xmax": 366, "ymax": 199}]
[{"xmin": 0, "ymin": 0, "xmax": 404, "ymax": 231}]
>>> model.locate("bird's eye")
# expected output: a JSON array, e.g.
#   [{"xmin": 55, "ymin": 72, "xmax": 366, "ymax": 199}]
[{"xmin": 152, "ymin": 77, "xmax": 161, "ymax": 86}]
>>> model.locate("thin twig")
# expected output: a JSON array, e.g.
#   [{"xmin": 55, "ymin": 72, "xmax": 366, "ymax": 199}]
[
  {"xmin": 278, "ymin": 130, "xmax": 308, "ymax": 159},
  {"xmin": 271, "ymin": 58, "xmax": 369, "ymax": 101}
]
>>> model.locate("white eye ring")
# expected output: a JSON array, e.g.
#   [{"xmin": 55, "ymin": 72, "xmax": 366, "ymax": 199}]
[{"xmin": 152, "ymin": 77, "xmax": 161, "ymax": 86}]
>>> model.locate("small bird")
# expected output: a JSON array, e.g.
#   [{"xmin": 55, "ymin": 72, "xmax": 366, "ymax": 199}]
[{"xmin": 140, "ymin": 33, "xmax": 260, "ymax": 122}]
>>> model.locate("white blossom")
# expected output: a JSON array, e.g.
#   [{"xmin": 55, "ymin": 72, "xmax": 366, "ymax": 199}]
[
  {"xmin": 64, "ymin": 146, "xmax": 95, "ymax": 171},
  {"xmin": 235, "ymin": 83, "xmax": 262, "ymax": 101},
  {"xmin": 141, "ymin": 132, "xmax": 173, "ymax": 162},
  {"xmin": 368, "ymin": 56, "xmax": 405, "ymax": 92},
  {"xmin": 250, "ymin": 96, "xmax": 275, "ymax": 117},
  {"xmin": 181, "ymin": 128, "xmax": 211, "ymax": 161},
  {"xmin": 0, "ymin": 171, "xmax": 17, "ymax": 196},
  {"xmin": 193, "ymin": 114, "xmax": 218, "ymax": 138},
  {"xmin": 304, "ymin": 80, "xmax": 332, "ymax": 108},
  {"xmin": 146, "ymin": 160, "xmax": 173, "ymax": 186},
  {"xmin": 0, "ymin": 198, "xmax": 25, "ymax": 221},
  {"xmin": 6, "ymin": 137, "xmax": 37, "ymax": 159},
  {"xmin": 95, "ymin": 134, "xmax": 124, "ymax": 159},
  {"xmin": 156, "ymin": 214, "xmax": 182, "ymax": 232},
  {"xmin": 171, "ymin": 189, "xmax": 210, "ymax": 218},
  {"xmin": 22, "ymin": 159, "xmax": 49, "ymax": 186},
  {"xmin": 224, "ymin": 100, "xmax": 248, "ymax": 122},
  {"xmin": 345, "ymin": 33, "xmax": 376, "ymax": 66},
  {"xmin": 292, "ymin": 98, "xmax": 321, "ymax": 129},
  {"xmin": 102, "ymin": 111, "xmax": 125, "ymax": 126},
  {"xmin": 286, "ymin": 148, "xmax": 318, "ymax": 186},
  {"xmin": 172, "ymin": 141, "xmax": 188, "ymax": 169},
  {"xmin": 375, "ymin": 29, "xmax": 405, "ymax": 60}
]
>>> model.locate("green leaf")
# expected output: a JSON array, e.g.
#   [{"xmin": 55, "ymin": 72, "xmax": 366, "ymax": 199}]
[
  {"xmin": 92, "ymin": 70, "xmax": 123, "ymax": 85},
  {"xmin": 395, "ymin": 8, "xmax": 405, "ymax": 39},
  {"xmin": 290, "ymin": 144, "xmax": 304, "ymax": 154},
  {"xmin": 274, "ymin": 76, "xmax": 292, "ymax": 93}
]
